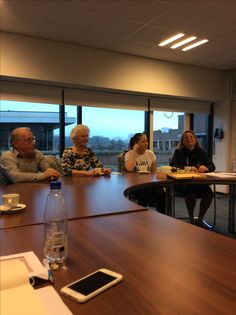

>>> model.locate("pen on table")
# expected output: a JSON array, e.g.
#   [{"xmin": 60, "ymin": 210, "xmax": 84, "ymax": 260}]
[
  {"xmin": 48, "ymin": 268, "xmax": 54, "ymax": 284},
  {"xmin": 43, "ymin": 258, "xmax": 55, "ymax": 283}
]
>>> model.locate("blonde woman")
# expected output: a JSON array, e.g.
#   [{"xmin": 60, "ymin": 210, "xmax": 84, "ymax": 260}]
[{"xmin": 62, "ymin": 124, "xmax": 111, "ymax": 176}]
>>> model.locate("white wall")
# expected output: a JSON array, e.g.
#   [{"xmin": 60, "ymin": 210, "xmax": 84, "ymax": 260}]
[
  {"xmin": 231, "ymin": 100, "xmax": 236, "ymax": 171},
  {"xmin": 0, "ymin": 32, "xmax": 233, "ymax": 174}
]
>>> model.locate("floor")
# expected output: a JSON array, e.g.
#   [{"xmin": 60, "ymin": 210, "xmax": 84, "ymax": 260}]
[{"xmin": 173, "ymin": 193, "xmax": 236, "ymax": 239}]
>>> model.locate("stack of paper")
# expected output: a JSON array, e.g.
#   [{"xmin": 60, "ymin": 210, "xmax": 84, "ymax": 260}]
[
  {"xmin": 0, "ymin": 259, "xmax": 48, "ymax": 315},
  {"xmin": 0, "ymin": 252, "xmax": 72, "ymax": 315}
]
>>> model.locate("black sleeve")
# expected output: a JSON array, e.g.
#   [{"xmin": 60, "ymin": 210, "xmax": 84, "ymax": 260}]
[
  {"xmin": 170, "ymin": 149, "xmax": 185, "ymax": 169},
  {"xmin": 199, "ymin": 149, "xmax": 215, "ymax": 172}
]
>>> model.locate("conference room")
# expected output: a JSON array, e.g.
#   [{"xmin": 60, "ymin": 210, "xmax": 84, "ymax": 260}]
[{"xmin": 1, "ymin": 1, "xmax": 236, "ymax": 314}]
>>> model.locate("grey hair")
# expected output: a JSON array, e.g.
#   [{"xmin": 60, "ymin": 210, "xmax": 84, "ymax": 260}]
[
  {"xmin": 70, "ymin": 124, "xmax": 90, "ymax": 144},
  {"xmin": 10, "ymin": 127, "xmax": 32, "ymax": 146}
]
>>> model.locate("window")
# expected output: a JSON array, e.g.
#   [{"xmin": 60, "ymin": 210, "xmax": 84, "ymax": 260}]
[
  {"xmin": 153, "ymin": 111, "xmax": 184, "ymax": 166},
  {"xmin": 0, "ymin": 90, "xmax": 213, "ymax": 169},
  {"xmin": 82, "ymin": 107, "xmax": 144, "ymax": 170}
]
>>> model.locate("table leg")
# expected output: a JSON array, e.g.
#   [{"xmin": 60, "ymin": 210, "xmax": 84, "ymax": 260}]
[
  {"xmin": 228, "ymin": 185, "xmax": 236, "ymax": 233},
  {"xmin": 166, "ymin": 184, "xmax": 175, "ymax": 217}
]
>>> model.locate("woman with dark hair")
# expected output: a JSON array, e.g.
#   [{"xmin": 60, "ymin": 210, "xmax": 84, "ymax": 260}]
[
  {"xmin": 170, "ymin": 130, "xmax": 215, "ymax": 226},
  {"xmin": 125, "ymin": 133, "xmax": 166, "ymax": 213}
]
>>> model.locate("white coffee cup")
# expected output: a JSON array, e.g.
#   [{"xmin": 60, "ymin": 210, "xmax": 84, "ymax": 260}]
[
  {"xmin": 184, "ymin": 166, "xmax": 192, "ymax": 172},
  {"xmin": 2, "ymin": 193, "xmax": 20, "ymax": 208},
  {"xmin": 160, "ymin": 166, "xmax": 172, "ymax": 173},
  {"xmin": 95, "ymin": 167, "xmax": 103, "ymax": 174}
]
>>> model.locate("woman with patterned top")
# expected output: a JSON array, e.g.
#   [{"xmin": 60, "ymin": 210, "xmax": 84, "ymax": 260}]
[{"xmin": 62, "ymin": 124, "xmax": 111, "ymax": 176}]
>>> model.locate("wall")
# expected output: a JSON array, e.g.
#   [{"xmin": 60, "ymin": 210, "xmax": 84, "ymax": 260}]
[
  {"xmin": 0, "ymin": 31, "xmax": 233, "ymax": 175},
  {"xmin": 1, "ymin": 32, "xmax": 225, "ymax": 101},
  {"xmin": 231, "ymin": 100, "xmax": 236, "ymax": 171}
]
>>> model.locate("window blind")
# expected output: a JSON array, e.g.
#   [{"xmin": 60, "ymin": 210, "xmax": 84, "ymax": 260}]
[
  {"xmin": 1, "ymin": 80, "xmax": 211, "ymax": 114},
  {"xmin": 64, "ymin": 88, "xmax": 147, "ymax": 110},
  {"xmin": 0, "ymin": 81, "xmax": 62, "ymax": 104}
]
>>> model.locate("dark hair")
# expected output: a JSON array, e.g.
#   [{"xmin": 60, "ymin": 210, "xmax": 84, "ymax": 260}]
[
  {"xmin": 129, "ymin": 133, "xmax": 145, "ymax": 149},
  {"xmin": 177, "ymin": 130, "xmax": 202, "ymax": 149}
]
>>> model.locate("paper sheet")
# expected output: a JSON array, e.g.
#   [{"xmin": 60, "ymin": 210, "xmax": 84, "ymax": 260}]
[
  {"xmin": 37, "ymin": 286, "xmax": 73, "ymax": 315},
  {"xmin": 206, "ymin": 172, "xmax": 236, "ymax": 179}
]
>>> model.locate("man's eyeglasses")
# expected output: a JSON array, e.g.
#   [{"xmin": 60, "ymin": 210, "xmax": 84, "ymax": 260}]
[{"xmin": 17, "ymin": 136, "xmax": 36, "ymax": 143}]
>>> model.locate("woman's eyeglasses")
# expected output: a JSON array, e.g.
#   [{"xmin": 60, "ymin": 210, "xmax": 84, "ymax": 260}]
[{"xmin": 183, "ymin": 135, "xmax": 194, "ymax": 140}]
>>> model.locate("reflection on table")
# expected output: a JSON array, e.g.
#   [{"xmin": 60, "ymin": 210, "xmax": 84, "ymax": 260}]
[{"xmin": 1, "ymin": 211, "xmax": 236, "ymax": 315}]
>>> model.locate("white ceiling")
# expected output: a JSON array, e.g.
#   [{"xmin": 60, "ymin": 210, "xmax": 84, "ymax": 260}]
[{"xmin": 1, "ymin": 0, "xmax": 236, "ymax": 71}]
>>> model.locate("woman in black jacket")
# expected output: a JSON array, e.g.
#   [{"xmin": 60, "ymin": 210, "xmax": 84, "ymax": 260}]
[{"xmin": 170, "ymin": 130, "xmax": 215, "ymax": 226}]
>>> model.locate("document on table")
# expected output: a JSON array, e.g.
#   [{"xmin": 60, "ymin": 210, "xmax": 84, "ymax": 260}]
[
  {"xmin": 206, "ymin": 172, "xmax": 236, "ymax": 178},
  {"xmin": 167, "ymin": 172, "xmax": 204, "ymax": 180},
  {"xmin": 0, "ymin": 251, "xmax": 72, "ymax": 315}
]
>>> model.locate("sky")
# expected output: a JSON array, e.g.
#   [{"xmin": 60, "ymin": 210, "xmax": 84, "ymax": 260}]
[{"xmin": 0, "ymin": 100, "xmax": 182, "ymax": 139}]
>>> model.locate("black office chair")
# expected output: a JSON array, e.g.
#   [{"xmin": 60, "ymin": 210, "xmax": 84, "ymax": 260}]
[
  {"xmin": 117, "ymin": 151, "xmax": 126, "ymax": 172},
  {"xmin": 44, "ymin": 155, "xmax": 62, "ymax": 174}
]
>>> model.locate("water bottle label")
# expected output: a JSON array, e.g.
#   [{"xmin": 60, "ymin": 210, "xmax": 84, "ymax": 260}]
[{"xmin": 52, "ymin": 231, "xmax": 65, "ymax": 252}]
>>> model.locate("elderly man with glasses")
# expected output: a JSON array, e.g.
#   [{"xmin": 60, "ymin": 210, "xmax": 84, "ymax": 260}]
[{"xmin": 0, "ymin": 127, "xmax": 60, "ymax": 184}]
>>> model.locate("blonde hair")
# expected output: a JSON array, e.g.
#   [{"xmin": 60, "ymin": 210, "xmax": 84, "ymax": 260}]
[{"xmin": 70, "ymin": 124, "xmax": 90, "ymax": 144}]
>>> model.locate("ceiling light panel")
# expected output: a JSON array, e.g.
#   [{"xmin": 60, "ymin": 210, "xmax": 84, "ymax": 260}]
[
  {"xmin": 170, "ymin": 36, "xmax": 197, "ymax": 49},
  {"xmin": 158, "ymin": 33, "xmax": 185, "ymax": 46},
  {"xmin": 182, "ymin": 39, "xmax": 209, "ymax": 51}
]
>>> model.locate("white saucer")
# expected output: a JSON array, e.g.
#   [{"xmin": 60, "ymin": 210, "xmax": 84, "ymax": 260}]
[
  {"xmin": 99, "ymin": 173, "xmax": 105, "ymax": 176},
  {"xmin": 138, "ymin": 171, "xmax": 150, "ymax": 174},
  {"xmin": 0, "ymin": 203, "xmax": 26, "ymax": 214}
]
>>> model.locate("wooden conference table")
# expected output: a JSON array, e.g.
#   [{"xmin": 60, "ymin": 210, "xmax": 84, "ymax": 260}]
[
  {"xmin": 0, "ymin": 174, "xmax": 150, "ymax": 229},
  {"xmin": 0, "ymin": 172, "xmax": 235, "ymax": 232},
  {"xmin": 1, "ymin": 211, "xmax": 236, "ymax": 315}
]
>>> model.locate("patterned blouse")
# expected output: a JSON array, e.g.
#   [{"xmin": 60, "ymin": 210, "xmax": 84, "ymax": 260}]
[{"xmin": 61, "ymin": 147, "xmax": 103, "ymax": 176}]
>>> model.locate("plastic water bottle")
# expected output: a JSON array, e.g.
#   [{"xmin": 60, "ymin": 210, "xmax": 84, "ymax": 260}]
[{"xmin": 44, "ymin": 181, "xmax": 68, "ymax": 266}]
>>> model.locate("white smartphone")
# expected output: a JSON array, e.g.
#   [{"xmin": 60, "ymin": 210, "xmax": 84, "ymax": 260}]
[{"xmin": 60, "ymin": 268, "xmax": 123, "ymax": 303}]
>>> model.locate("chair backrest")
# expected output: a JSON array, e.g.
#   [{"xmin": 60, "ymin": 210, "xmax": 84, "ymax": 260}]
[
  {"xmin": 117, "ymin": 151, "xmax": 126, "ymax": 172},
  {"xmin": 44, "ymin": 155, "xmax": 62, "ymax": 174}
]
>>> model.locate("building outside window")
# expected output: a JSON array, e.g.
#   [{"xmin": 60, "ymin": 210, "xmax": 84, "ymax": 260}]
[
  {"xmin": 192, "ymin": 113, "xmax": 209, "ymax": 150},
  {"xmin": 153, "ymin": 112, "xmax": 184, "ymax": 166},
  {"xmin": 0, "ymin": 101, "xmax": 75, "ymax": 156}
]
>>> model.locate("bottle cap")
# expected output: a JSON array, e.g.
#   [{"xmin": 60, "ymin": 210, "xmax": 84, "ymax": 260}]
[{"xmin": 50, "ymin": 181, "xmax": 61, "ymax": 189}]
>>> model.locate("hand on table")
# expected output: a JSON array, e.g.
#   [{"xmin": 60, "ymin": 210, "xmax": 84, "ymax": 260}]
[
  {"xmin": 198, "ymin": 165, "xmax": 209, "ymax": 173},
  {"xmin": 44, "ymin": 168, "xmax": 60, "ymax": 180},
  {"xmin": 103, "ymin": 168, "xmax": 111, "ymax": 175}
]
